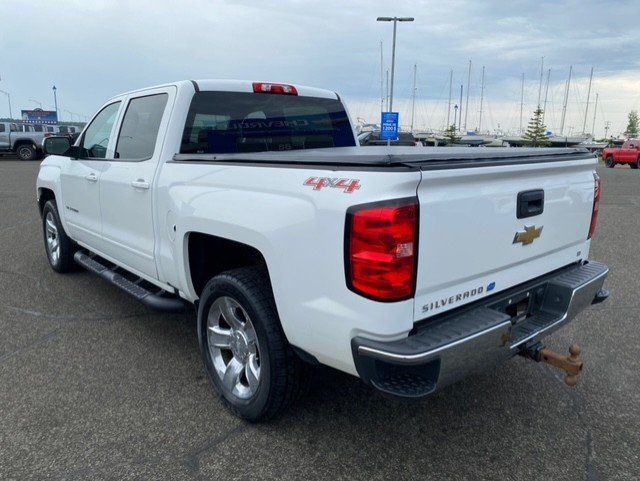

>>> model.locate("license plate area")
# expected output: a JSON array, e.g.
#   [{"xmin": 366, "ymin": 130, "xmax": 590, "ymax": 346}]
[{"xmin": 487, "ymin": 284, "xmax": 548, "ymax": 325}]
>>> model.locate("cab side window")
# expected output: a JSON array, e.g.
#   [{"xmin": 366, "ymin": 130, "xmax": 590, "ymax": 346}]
[
  {"xmin": 0, "ymin": 124, "xmax": 4, "ymax": 132},
  {"xmin": 80, "ymin": 102, "xmax": 121, "ymax": 159},
  {"xmin": 115, "ymin": 93, "xmax": 168, "ymax": 160}
]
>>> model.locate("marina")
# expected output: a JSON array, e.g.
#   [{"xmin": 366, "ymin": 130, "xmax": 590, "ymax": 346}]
[{"xmin": 355, "ymin": 58, "xmax": 620, "ymax": 151}]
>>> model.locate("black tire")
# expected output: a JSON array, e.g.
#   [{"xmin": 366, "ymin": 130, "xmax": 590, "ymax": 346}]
[
  {"xmin": 605, "ymin": 156, "xmax": 615, "ymax": 168},
  {"xmin": 16, "ymin": 144, "xmax": 36, "ymax": 161},
  {"xmin": 631, "ymin": 159, "xmax": 639, "ymax": 169},
  {"xmin": 198, "ymin": 267, "xmax": 309, "ymax": 421},
  {"xmin": 42, "ymin": 200, "xmax": 76, "ymax": 273}
]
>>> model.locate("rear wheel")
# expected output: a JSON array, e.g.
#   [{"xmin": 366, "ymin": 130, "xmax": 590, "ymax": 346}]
[
  {"xmin": 605, "ymin": 156, "xmax": 615, "ymax": 168},
  {"xmin": 16, "ymin": 144, "xmax": 36, "ymax": 161},
  {"xmin": 198, "ymin": 267, "xmax": 309, "ymax": 421},
  {"xmin": 42, "ymin": 200, "xmax": 76, "ymax": 273},
  {"xmin": 631, "ymin": 159, "xmax": 639, "ymax": 169}
]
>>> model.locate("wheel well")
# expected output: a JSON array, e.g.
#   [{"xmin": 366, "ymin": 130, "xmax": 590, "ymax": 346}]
[
  {"xmin": 188, "ymin": 232, "xmax": 267, "ymax": 297},
  {"xmin": 14, "ymin": 139, "xmax": 36, "ymax": 148},
  {"xmin": 38, "ymin": 188, "xmax": 56, "ymax": 216}
]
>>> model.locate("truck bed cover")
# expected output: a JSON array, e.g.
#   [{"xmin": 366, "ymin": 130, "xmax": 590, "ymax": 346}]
[{"xmin": 173, "ymin": 147, "xmax": 594, "ymax": 169}]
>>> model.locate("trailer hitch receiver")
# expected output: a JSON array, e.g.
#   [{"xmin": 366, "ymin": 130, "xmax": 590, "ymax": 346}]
[{"xmin": 523, "ymin": 343, "xmax": 584, "ymax": 386}]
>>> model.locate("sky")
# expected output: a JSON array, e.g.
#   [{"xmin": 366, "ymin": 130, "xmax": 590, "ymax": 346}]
[{"xmin": 1, "ymin": 0, "xmax": 639, "ymax": 137}]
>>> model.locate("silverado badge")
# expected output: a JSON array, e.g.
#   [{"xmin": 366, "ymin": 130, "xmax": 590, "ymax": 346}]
[{"xmin": 513, "ymin": 225, "xmax": 543, "ymax": 245}]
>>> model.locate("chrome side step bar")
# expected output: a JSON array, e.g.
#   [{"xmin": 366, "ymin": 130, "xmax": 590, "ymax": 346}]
[{"xmin": 74, "ymin": 251, "xmax": 185, "ymax": 313}]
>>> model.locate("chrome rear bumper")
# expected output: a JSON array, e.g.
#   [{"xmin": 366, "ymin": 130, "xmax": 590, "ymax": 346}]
[{"xmin": 352, "ymin": 261, "xmax": 609, "ymax": 398}]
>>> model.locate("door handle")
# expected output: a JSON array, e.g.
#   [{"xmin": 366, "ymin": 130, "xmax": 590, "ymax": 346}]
[
  {"xmin": 85, "ymin": 173, "xmax": 98, "ymax": 183},
  {"xmin": 517, "ymin": 189, "xmax": 544, "ymax": 219},
  {"xmin": 131, "ymin": 179, "xmax": 150, "ymax": 190}
]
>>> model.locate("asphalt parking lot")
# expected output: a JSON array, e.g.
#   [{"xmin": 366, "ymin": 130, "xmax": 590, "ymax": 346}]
[{"xmin": 0, "ymin": 157, "xmax": 638, "ymax": 481}]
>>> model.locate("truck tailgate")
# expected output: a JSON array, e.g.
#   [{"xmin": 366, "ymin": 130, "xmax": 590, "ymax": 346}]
[{"xmin": 413, "ymin": 153, "xmax": 597, "ymax": 322}]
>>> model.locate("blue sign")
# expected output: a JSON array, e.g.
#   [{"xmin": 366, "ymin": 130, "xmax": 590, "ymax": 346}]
[
  {"xmin": 380, "ymin": 112, "xmax": 399, "ymax": 141},
  {"xmin": 21, "ymin": 109, "xmax": 58, "ymax": 124}
]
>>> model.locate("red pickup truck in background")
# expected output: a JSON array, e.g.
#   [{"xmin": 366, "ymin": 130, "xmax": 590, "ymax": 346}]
[{"xmin": 602, "ymin": 139, "xmax": 640, "ymax": 169}]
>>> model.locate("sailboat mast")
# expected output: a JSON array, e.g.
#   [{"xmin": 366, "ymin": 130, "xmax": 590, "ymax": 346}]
[
  {"xmin": 537, "ymin": 56, "xmax": 544, "ymax": 107},
  {"xmin": 542, "ymin": 68, "xmax": 551, "ymax": 124},
  {"xmin": 582, "ymin": 67, "xmax": 594, "ymax": 134},
  {"xmin": 591, "ymin": 93, "xmax": 599, "ymax": 137},
  {"xmin": 410, "ymin": 64, "xmax": 417, "ymax": 132},
  {"xmin": 519, "ymin": 73, "xmax": 524, "ymax": 134},
  {"xmin": 463, "ymin": 60, "xmax": 471, "ymax": 132},
  {"xmin": 560, "ymin": 65, "xmax": 572, "ymax": 136},
  {"xmin": 380, "ymin": 41, "xmax": 384, "ymax": 113},
  {"xmin": 459, "ymin": 84, "xmax": 463, "ymax": 132},
  {"xmin": 447, "ymin": 69, "xmax": 452, "ymax": 128},
  {"xmin": 479, "ymin": 66, "xmax": 485, "ymax": 132}
]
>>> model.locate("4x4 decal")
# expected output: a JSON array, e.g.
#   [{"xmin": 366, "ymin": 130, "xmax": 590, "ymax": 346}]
[{"xmin": 303, "ymin": 177, "xmax": 361, "ymax": 194}]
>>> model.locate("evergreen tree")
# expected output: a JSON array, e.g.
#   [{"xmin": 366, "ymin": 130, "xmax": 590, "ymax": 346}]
[
  {"xmin": 624, "ymin": 110, "xmax": 639, "ymax": 138},
  {"xmin": 522, "ymin": 107, "xmax": 550, "ymax": 147},
  {"xmin": 443, "ymin": 124, "xmax": 461, "ymax": 144}
]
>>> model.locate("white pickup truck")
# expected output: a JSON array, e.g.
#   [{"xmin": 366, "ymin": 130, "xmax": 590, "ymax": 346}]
[{"xmin": 37, "ymin": 80, "xmax": 609, "ymax": 421}]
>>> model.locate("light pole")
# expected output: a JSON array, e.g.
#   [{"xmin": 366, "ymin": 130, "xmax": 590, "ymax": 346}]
[
  {"xmin": 0, "ymin": 89, "xmax": 12, "ymax": 119},
  {"xmin": 453, "ymin": 104, "xmax": 458, "ymax": 129},
  {"xmin": 28, "ymin": 99, "xmax": 43, "ymax": 109},
  {"xmin": 52, "ymin": 85, "xmax": 58, "ymax": 122},
  {"xmin": 377, "ymin": 16, "xmax": 414, "ymax": 112}
]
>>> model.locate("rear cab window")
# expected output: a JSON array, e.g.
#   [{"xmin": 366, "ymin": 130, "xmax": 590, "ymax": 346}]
[
  {"xmin": 180, "ymin": 91, "xmax": 355, "ymax": 154},
  {"xmin": 115, "ymin": 93, "xmax": 168, "ymax": 160}
]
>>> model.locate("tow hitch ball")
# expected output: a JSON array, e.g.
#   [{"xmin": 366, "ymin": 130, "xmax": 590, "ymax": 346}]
[{"xmin": 521, "ymin": 343, "xmax": 584, "ymax": 386}]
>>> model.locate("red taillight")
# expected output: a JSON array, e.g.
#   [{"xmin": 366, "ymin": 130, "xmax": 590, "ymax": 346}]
[
  {"xmin": 588, "ymin": 173, "xmax": 601, "ymax": 239},
  {"xmin": 346, "ymin": 199, "xmax": 418, "ymax": 301},
  {"xmin": 252, "ymin": 82, "xmax": 298, "ymax": 95}
]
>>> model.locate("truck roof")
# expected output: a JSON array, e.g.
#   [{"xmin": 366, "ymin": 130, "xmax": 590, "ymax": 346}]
[{"xmin": 107, "ymin": 79, "xmax": 339, "ymax": 102}]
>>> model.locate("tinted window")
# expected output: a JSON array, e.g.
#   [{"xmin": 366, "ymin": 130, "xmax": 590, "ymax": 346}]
[
  {"xmin": 115, "ymin": 93, "xmax": 168, "ymax": 160},
  {"xmin": 32, "ymin": 125, "xmax": 43, "ymax": 132},
  {"xmin": 81, "ymin": 102, "xmax": 121, "ymax": 159},
  {"xmin": 58, "ymin": 126, "xmax": 69, "ymax": 133},
  {"xmin": 180, "ymin": 91, "xmax": 355, "ymax": 154},
  {"xmin": 0, "ymin": 124, "xmax": 4, "ymax": 132}
]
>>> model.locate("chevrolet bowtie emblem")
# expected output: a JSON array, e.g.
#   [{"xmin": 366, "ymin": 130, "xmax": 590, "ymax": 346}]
[{"xmin": 513, "ymin": 225, "xmax": 543, "ymax": 245}]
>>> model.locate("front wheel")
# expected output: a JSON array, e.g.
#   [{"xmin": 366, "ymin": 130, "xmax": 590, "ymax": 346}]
[
  {"xmin": 198, "ymin": 267, "xmax": 309, "ymax": 421},
  {"xmin": 42, "ymin": 200, "xmax": 76, "ymax": 273},
  {"xmin": 605, "ymin": 156, "xmax": 615, "ymax": 168},
  {"xmin": 16, "ymin": 144, "xmax": 36, "ymax": 161}
]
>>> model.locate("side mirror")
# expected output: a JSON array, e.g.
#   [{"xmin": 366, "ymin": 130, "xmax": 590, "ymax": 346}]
[{"xmin": 42, "ymin": 136, "xmax": 72, "ymax": 156}]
